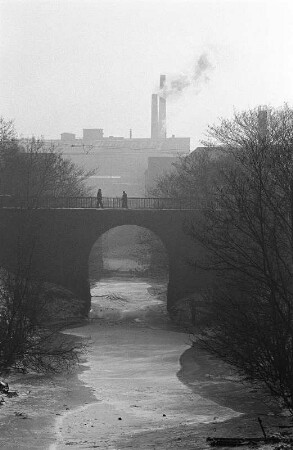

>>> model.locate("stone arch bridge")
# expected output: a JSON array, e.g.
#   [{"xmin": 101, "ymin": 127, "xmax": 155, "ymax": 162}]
[{"xmin": 0, "ymin": 206, "xmax": 206, "ymax": 315}]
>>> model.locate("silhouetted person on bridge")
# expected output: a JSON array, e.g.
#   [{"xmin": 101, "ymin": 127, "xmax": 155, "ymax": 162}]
[
  {"xmin": 122, "ymin": 191, "xmax": 128, "ymax": 208},
  {"xmin": 96, "ymin": 189, "xmax": 103, "ymax": 208}
]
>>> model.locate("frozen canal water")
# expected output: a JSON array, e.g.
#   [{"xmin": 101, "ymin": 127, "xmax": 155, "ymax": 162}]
[
  {"xmin": 51, "ymin": 277, "xmax": 241, "ymax": 449},
  {"xmin": 89, "ymin": 276, "xmax": 167, "ymax": 322}
]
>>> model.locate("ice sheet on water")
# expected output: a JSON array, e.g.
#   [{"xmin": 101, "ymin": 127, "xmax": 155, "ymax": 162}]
[{"xmin": 89, "ymin": 277, "xmax": 166, "ymax": 321}]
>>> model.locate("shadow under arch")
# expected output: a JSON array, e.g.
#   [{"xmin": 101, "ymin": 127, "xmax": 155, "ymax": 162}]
[{"xmin": 88, "ymin": 225, "xmax": 169, "ymax": 322}]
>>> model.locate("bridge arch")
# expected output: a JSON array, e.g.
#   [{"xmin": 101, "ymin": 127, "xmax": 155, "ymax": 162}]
[
  {"xmin": 88, "ymin": 225, "xmax": 169, "ymax": 319},
  {"xmin": 0, "ymin": 208, "xmax": 203, "ymax": 318},
  {"xmin": 89, "ymin": 224, "xmax": 169, "ymax": 281}
]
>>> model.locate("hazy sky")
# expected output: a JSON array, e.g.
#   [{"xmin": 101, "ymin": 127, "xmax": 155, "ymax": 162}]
[{"xmin": 1, "ymin": 0, "xmax": 293, "ymax": 148}]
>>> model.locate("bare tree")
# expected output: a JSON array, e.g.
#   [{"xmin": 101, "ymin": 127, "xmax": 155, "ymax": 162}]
[
  {"xmin": 0, "ymin": 119, "xmax": 89, "ymax": 374},
  {"xmin": 0, "ymin": 270, "xmax": 83, "ymax": 374},
  {"xmin": 189, "ymin": 105, "xmax": 293, "ymax": 414},
  {"xmin": 1, "ymin": 135, "xmax": 94, "ymax": 206},
  {"xmin": 129, "ymin": 228, "xmax": 169, "ymax": 277},
  {"xmin": 148, "ymin": 148, "xmax": 228, "ymax": 207}
]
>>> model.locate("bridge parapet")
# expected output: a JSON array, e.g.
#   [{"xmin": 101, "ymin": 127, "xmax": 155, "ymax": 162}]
[{"xmin": 0, "ymin": 196, "xmax": 196, "ymax": 210}]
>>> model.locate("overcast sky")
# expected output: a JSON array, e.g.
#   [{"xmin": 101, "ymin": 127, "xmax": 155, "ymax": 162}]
[{"xmin": 1, "ymin": 0, "xmax": 293, "ymax": 148}]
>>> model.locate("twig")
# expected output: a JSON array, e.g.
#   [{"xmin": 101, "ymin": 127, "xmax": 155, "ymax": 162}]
[{"xmin": 257, "ymin": 417, "xmax": 267, "ymax": 440}]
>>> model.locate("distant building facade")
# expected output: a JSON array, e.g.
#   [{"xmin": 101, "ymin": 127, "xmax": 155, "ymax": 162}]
[
  {"xmin": 43, "ymin": 75, "xmax": 190, "ymax": 196},
  {"xmin": 44, "ymin": 133, "xmax": 190, "ymax": 197}
]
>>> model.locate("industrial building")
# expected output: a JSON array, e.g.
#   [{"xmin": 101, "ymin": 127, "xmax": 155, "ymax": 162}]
[{"xmin": 44, "ymin": 76, "xmax": 190, "ymax": 196}]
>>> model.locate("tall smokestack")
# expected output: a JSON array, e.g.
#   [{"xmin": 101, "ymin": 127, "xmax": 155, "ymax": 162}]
[
  {"xmin": 159, "ymin": 74, "xmax": 166, "ymax": 138},
  {"xmin": 151, "ymin": 94, "xmax": 159, "ymax": 139}
]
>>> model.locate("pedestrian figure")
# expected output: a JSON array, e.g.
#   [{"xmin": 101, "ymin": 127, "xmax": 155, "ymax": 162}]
[
  {"xmin": 96, "ymin": 189, "xmax": 103, "ymax": 208},
  {"xmin": 122, "ymin": 191, "xmax": 128, "ymax": 208}
]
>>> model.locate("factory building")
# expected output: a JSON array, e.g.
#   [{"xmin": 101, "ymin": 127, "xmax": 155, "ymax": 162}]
[{"xmin": 44, "ymin": 75, "xmax": 190, "ymax": 196}]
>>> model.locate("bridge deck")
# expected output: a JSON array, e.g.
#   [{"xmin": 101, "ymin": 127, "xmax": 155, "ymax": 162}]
[{"xmin": 0, "ymin": 196, "xmax": 196, "ymax": 210}]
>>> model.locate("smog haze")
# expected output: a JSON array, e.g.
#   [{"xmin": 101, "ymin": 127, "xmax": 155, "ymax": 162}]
[{"xmin": 1, "ymin": 0, "xmax": 292, "ymax": 147}]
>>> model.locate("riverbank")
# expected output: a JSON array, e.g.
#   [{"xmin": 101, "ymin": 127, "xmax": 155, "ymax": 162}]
[
  {"xmin": 1, "ymin": 274, "xmax": 291, "ymax": 449},
  {"xmin": 0, "ymin": 319, "xmax": 290, "ymax": 450},
  {"xmin": 0, "ymin": 346, "xmax": 96, "ymax": 449}
]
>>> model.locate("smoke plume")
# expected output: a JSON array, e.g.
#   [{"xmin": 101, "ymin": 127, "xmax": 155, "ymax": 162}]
[
  {"xmin": 193, "ymin": 53, "xmax": 213, "ymax": 83},
  {"xmin": 158, "ymin": 52, "xmax": 214, "ymax": 98}
]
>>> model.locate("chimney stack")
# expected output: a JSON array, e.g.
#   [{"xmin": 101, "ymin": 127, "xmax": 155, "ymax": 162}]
[
  {"xmin": 159, "ymin": 74, "xmax": 166, "ymax": 138},
  {"xmin": 151, "ymin": 94, "xmax": 159, "ymax": 139}
]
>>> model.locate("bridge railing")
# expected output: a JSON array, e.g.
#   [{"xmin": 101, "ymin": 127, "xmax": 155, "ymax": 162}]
[{"xmin": 0, "ymin": 196, "xmax": 196, "ymax": 210}]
